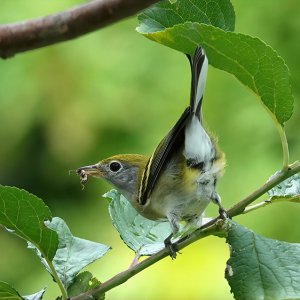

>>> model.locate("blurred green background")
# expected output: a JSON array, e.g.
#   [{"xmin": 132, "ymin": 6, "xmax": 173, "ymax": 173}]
[{"xmin": 0, "ymin": 0, "xmax": 299, "ymax": 299}]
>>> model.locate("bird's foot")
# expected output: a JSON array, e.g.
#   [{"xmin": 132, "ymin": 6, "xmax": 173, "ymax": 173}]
[
  {"xmin": 211, "ymin": 192, "xmax": 229, "ymax": 220},
  {"xmin": 219, "ymin": 207, "xmax": 229, "ymax": 219},
  {"xmin": 164, "ymin": 234, "xmax": 178, "ymax": 259}
]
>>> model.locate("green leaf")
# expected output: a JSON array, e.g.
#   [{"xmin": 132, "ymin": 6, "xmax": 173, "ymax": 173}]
[
  {"xmin": 44, "ymin": 217, "xmax": 110, "ymax": 289},
  {"xmin": 0, "ymin": 281, "xmax": 21, "ymax": 300},
  {"xmin": 0, "ymin": 186, "xmax": 58, "ymax": 261},
  {"xmin": 22, "ymin": 289, "xmax": 46, "ymax": 300},
  {"xmin": 67, "ymin": 272, "xmax": 104, "ymax": 300},
  {"xmin": 67, "ymin": 272, "xmax": 93, "ymax": 298},
  {"xmin": 105, "ymin": 190, "xmax": 172, "ymax": 256},
  {"xmin": 268, "ymin": 173, "xmax": 300, "ymax": 199},
  {"xmin": 137, "ymin": 0, "xmax": 235, "ymax": 33},
  {"xmin": 139, "ymin": 22, "xmax": 293, "ymax": 125},
  {"xmin": 226, "ymin": 221, "xmax": 300, "ymax": 300},
  {"xmin": 0, "ymin": 282, "xmax": 45, "ymax": 300}
]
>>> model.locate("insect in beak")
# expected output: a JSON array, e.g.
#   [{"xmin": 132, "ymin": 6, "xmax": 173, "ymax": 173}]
[{"xmin": 72, "ymin": 164, "xmax": 101, "ymax": 188}]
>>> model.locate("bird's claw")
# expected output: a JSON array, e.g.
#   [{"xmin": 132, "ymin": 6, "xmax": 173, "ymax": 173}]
[
  {"xmin": 164, "ymin": 239, "xmax": 177, "ymax": 259},
  {"xmin": 219, "ymin": 207, "xmax": 229, "ymax": 219}
]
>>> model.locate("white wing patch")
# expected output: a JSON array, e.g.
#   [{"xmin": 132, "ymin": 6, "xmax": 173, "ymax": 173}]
[{"xmin": 184, "ymin": 115, "xmax": 213, "ymax": 163}]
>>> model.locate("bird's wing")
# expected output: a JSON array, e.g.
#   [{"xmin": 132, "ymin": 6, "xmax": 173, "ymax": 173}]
[{"xmin": 138, "ymin": 107, "xmax": 191, "ymax": 205}]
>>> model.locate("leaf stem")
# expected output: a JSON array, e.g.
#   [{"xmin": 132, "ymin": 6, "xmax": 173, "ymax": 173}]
[
  {"xmin": 47, "ymin": 259, "xmax": 68, "ymax": 300},
  {"xmin": 276, "ymin": 123, "xmax": 290, "ymax": 169},
  {"xmin": 128, "ymin": 253, "xmax": 141, "ymax": 268},
  {"xmin": 243, "ymin": 195, "xmax": 300, "ymax": 214},
  {"xmin": 242, "ymin": 199, "xmax": 272, "ymax": 213}
]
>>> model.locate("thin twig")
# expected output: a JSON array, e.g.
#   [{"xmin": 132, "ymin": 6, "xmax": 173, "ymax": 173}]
[
  {"xmin": 0, "ymin": 0, "xmax": 158, "ymax": 59},
  {"xmin": 227, "ymin": 161, "xmax": 300, "ymax": 217},
  {"xmin": 70, "ymin": 161, "xmax": 300, "ymax": 300},
  {"xmin": 243, "ymin": 195, "xmax": 300, "ymax": 214}
]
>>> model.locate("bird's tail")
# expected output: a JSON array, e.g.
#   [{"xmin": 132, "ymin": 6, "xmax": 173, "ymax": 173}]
[
  {"xmin": 187, "ymin": 47, "xmax": 208, "ymax": 120},
  {"xmin": 184, "ymin": 47, "xmax": 213, "ymax": 166}
]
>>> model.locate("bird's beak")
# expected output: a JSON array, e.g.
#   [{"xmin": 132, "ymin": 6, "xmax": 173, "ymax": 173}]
[
  {"xmin": 76, "ymin": 163, "xmax": 105, "ymax": 185},
  {"xmin": 76, "ymin": 164, "xmax": 101, "ymax": 176}
]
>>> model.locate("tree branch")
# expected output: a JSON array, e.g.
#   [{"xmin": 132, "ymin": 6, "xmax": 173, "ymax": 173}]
[
  {"xmin": 70, "ymin": 161, "xmax": 300, "ymax": 300},
  {"xmin": 0, "ymin": 0, "xmax": 158, "ymax": 59},
  {"xmin": 70, "ymin": 220, "xmax": 226, "ymax": 300}
]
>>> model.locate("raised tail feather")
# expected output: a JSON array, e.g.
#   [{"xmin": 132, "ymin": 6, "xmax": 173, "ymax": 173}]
[
  {"xmin": 186, "ymin": 47, "xmax": 208, "ymax": 119},
  {"xmin": 184, "ymin": 47, "xmax": 213, "ymax": 165}
]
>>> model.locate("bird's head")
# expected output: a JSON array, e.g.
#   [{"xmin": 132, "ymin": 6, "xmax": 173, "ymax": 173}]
[{"xmin": 76, "ymin": 154, "xmax": 148, "ymax": 201}]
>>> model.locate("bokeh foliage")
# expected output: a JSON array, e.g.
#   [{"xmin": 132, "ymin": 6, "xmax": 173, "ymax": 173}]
[{"xmin": 0, "ymin": 0, "xmax": 299, "ymax": 299}]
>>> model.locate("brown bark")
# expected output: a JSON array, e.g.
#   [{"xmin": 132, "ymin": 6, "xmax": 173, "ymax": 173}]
[{"xmin": 0, "ymin": 0, "xmax": 158, "ymax": 59}]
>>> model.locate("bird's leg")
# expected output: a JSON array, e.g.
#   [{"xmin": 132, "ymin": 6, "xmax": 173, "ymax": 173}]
[
  {"xmin": 164, "ymin": 233, "xmax": 177, "ymax": 259},
  {"xmin": 211, "ymin": 192, "xmax": 228, "ymax": 219},
  {"xmin": 165, "ymin": 213, "xmax": 180, "ymax": 259}
]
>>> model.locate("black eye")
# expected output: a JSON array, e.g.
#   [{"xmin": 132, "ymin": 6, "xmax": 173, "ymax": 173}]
[{"xmin": 109, "ymin": 161, "xmax": 121, "ymax": 172}]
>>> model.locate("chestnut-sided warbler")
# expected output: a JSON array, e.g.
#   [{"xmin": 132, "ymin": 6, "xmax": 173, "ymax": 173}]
[{"xmin": 77, "ymin": 47, "xmax": 226, "ymax": 258}]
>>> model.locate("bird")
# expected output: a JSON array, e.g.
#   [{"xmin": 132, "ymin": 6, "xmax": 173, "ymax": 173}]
[{"xmin": 76, "ymin": 47, "xmax": 226, "ymax": 258}]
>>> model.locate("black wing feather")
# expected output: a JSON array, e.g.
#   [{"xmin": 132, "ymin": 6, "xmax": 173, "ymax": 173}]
[
  {"xmin": 139, "ymin": 107, "xmax": 191, "ymax": 205},
  {"xmin": 188, "ymin": 47, "xmax": 206, "ymax": 117}
]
